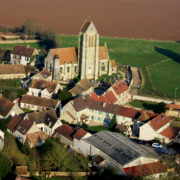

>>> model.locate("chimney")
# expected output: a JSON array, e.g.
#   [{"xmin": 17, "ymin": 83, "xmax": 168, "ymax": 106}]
[{"xmin": 27, "ymin": 45, "xmax": 30, "ymax": 48}]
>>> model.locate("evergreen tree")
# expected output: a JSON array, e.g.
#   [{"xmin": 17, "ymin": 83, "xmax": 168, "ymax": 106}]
[
  {"xmin": 109, "ymin": 114, "xmax": 117, "ymax": 130},
  {"xmin": 155, "ymin": 102, "xmax": 166, "ymax": 114},
  {"xmin": 21, "ymin": 139, "xmax": 31, "ymax": 155},
  {"xmin": 0, "ymin": 152, "xmax": 12, "ymax": 180}
]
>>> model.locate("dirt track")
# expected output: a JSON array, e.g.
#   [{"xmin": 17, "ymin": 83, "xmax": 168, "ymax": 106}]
[{"xmin": 0, "ymin": 0, "xmax": 180, "ymax": 41}]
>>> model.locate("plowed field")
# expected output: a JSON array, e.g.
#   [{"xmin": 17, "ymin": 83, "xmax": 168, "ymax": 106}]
[{"xmin": 0, "ymin": 0, "xmax": 180, "ymax": 41}]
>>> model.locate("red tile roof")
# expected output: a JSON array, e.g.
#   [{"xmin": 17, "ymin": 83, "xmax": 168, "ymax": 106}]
[
  {"xmin": 50, "ymin": 47, "xmax": 77, "ymax": 65},
  {"xmin": 166, "ymin": 104, "xmax": 180, "ymax": 110},
  {"xmin": 111, "ymin": 80, "xmax": 129, "ymax": 96},
  {"xmin": 104, "ymin": 91, "xmax": 117, "ymax": 104},
  {"xmin": 39, "ymin": 68, "xmax": 51, "ymax": 79},
  {"xmin": 73, "ymin": 128, "xmax": 88, "ymax": 140},
  {"xmin": 149, "ymin": 113, "xmax": 169, "ymax": 131},
  {"xmin": 119, "ymin": 107, "xmax": 141, "ymax": 119},
  {"xmin": 99, "ymin": 94, "xmax": 110, "ymax": 103},
  {"xmin": 98, "ymin": 46, "xmax": 108, "ymax": 60},
  {"xmin": 160, "ymin": 125, "xmax": 179, "ymax": 139},
  {"xmin": 91, "ymin": 92, "xmax": 100, "ymax": 101},
  {"xmin": 123, "ymin": 162, "xmax": 167, "ymax": 177},
  {"xmin": 111, "ymin": 60, "xmax": 117, "ymax": 67},
  {"xmin": 56, "ymin": 124, "xmax": 77, "ymax": 141}
]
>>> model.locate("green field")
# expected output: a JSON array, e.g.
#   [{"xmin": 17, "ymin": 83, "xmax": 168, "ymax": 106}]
[
  {"xmin": 0, "ymin": 35, "xmax": 180, "ymax": 99},
  {"xmin": 130, "ymin": 100, "xmax": 157, "ymax": 111}
]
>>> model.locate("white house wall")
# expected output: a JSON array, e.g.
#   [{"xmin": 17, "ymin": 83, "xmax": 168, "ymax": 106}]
[{"xmin": 139, "ymin": 123, "xmax": 155, "ymax": 141}]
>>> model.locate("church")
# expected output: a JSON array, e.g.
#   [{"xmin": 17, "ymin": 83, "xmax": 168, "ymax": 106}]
[{"xmin": 45, "ymin": 20, "xmax": 117, "ymax": 81}]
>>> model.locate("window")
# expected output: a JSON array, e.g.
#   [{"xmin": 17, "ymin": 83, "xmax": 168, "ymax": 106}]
[
  {"xmin": 67, "ymin": 67, "xmax": 70, "ymax": 72},
  {"xmin": 74, "ymin": 66, "xmax": 77, "ymax": 72},
  {"xmin": 88, "ymin": 67, "xmax": 91, "ymax": 74},
  {"xmin": 90, "ymin": 109, "xmax": 93, "ymax": 112},
  {"xmin": 101, "ymin": 63, "xmax": 105, "ymax": 71},
  {"xmin": 60, "ymin": 67, "xmax": 63, "ymax": 73},
  {"xmin": 84, "ymin": 109, "xmax": 86, "ymax": 113}
]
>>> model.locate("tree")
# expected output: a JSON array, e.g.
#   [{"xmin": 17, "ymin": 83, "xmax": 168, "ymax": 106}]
[
  {"xmin": 82, "ymin": 123, "xmax": 89, "ymax": 130},
  {"xmin": 109, "ymin": 114, "xmax": 117, "ymax": 130},
  {"xmin": 155, "ymin": 102, "xmax": 166, "ymax": 114},
  {"xmin": 0, "ymin": 118, "xmax": 10, "ymax": 132},
  {"xmin": 41, "ymin": 28, "xmax": 61, "ymax": 49},
  {"xmin": 0, "ymin": 152, "xmax": 12, "ymax": 180},
  {"xmin": 42, "ymin": 143, "xmax": 69, "ymax": 170},
  {"xmin": 23, "ymin": 18, "xmax": 42, "ymax": 39},
  {"xmin": 57, "ymin": 90, "xmax": 72, "ymax": 103},
  {"xmin": 21, "ymin": 139, "xmax": 31, "ymax": 155}
]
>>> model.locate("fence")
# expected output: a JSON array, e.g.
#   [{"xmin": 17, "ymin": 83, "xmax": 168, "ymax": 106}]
[{"xmin": 0, "ymin": 39, "xmax": 41, "ymax": 44}]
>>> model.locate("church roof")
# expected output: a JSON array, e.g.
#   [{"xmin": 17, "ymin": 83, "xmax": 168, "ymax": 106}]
[
  {"xmin": 111, "ymin": 60, "xmax": 117, "ymax": 67},
  {"xmin": 98, "ymin": 46, "xmax": 108, "ymax": 60},
  {"xmin": 50, "ymin": 47, "xmax": 78, "ymax": 65},
  {"xmin": 80, "ymin": 20, "xmax": 91, "ymax": 32}
]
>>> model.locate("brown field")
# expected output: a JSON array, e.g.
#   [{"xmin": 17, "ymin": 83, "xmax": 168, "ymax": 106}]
[{"xmin": 0, "ymin": 0, "xmax": 180, "ymax": 41}]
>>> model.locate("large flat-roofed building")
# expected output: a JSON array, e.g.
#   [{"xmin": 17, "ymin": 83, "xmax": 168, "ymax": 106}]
[{"xmin": 79, "ymin": 131, "xmax": 157, "ymax": 173}]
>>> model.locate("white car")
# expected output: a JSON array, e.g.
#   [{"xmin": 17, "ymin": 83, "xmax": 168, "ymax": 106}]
[{"xmin": 152, "ymin": 143, "xmax": 163, "ymax": 149}]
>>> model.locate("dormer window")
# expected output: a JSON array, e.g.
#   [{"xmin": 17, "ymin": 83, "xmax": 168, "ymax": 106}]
[
  {"xmin": 161, "ymin": 115, "xmax": 165, "ymax": 119},
  {"xmin": 156, "ymin": 119, "xmax": 159, "ymax": 123}
]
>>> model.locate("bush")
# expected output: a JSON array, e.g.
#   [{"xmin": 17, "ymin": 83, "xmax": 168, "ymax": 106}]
[{"xmin": 154, "ymin": 102, "xmax": 166, "ymax": 114}]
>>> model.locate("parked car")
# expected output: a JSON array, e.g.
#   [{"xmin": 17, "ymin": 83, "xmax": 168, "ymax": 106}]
[
  {"xmin": 152, "ymin": 143, "xmax": 163, "ymax": 149},
  {"xmin": 142, "ymin": 141, "xmax": 150, "ymax": 146},
  {"xmin": 161, "ymin": 150, "xmax": 172, "ymax": 155}
]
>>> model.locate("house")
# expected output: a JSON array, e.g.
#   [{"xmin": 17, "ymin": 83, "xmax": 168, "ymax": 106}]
[
  {"xmin": 90, "ymin": 80, "xmax": 129, "ymax": 105},
  {"xmin": 45, "ymin": 20, "xmax": 116, "ymax": 81},
  {"xmin": 62, "ymin": 95, "xmax": 156, "ymax": 127},
  {"xmin": 139, "ymin": 113, "xmax": 179, "ymax": 143},
  {"xmin": 73, "ymin": 128, "xmax": 91, "ymax": 153},
  {"xmin": 31, "ymin": 68, "xmax": 52, "ymax": 81},
  {"xmin": 69, "ymin": 78, "xmax": 94, "ymax": 97},
  {"xmin": 115, "ymin": 122, "xmax": 133, "ymax": 137},
  {"xmin": 24, "ymin": 109, "xmax": 62, "ymax": 136},
  {"xmin": 0, "ymin": 129, "xmax": 4, "ymax": 150},
  {"xmin": 7, "ymin": 115, "xmax": 41, "ymax": 144},
  {"xmin": 0, "ymin": 64, "xmax": 26, "ymax": 79},
  {"xmin": 7, "ymin": 114, "xmax": 47, "ymax": 146},
  {"xmin": 0, "ymin": 95, "xmax": 24, "ymax": 120},
  {"xmin": 26, "ymin": 131, "xmax": 48, "ymax": 148},
  {"xmin": 20, "ymin": 95, "xmax": 61, "ymax": 114},
  {"xmin": 28, "ymin": 79, "xmax": 62, "ymax": 99},
  {"xmin": 11, "ymin": 45, "xmax": 38, "ymax": 66},
  {"xmin": 56, "ymin": 124, "xmax": 77, "ymax": 146},
  {"xmin": 166, "ymin": 103, "xmax": 180, "ymax": 117},
  {"xmin": 78, "ymin": 131, "xmax": 157, "ymax": 173}
]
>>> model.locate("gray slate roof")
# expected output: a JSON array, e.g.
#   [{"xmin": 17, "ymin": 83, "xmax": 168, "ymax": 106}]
[{"xmin": 83, "ymin": 131, "xmax": 151, "ymax": 166}]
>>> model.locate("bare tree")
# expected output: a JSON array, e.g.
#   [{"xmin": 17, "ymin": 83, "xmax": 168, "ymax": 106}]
[
  {"xmin": 23, "ymin": 18, "xmax": 43, "ymax": 39},
  {"xmin": 42, "ymin": 143, "xmax": 68, "ymax": 170}
]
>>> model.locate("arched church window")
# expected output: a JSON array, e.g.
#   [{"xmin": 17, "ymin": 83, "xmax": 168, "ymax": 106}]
[
  {"xmin": 88, "ymin": 67, "xmax": 91, "ymax": 74},
  {"xmin": 67, "ymin": 66, "xmax": 70, "ymax": 73},
  {"xmin": 101, "ymin": 63, "xmax": 105, "ymax": 71},
  {"xmin": 60, "ymin": 67, "xmax": 62, "ymax": 73}
]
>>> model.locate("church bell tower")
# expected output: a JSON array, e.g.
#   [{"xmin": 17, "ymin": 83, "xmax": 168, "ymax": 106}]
[{"xmin": 78, "ymin": 20, "xmax": 99, "ymax": 80}]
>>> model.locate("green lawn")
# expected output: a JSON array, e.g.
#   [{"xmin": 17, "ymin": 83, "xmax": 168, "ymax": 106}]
[
  {"xmin": 171, "ymin": 122, "xmax": 180, "ymax": 128},
  {"xmin": 130, "ymin": 100, "xmax": 157, "ymax": 111},
  {"xmin": 0, "ymin": 35, "xmax": 180, "ymax": 99},
  {"xmin": 0, "ymin": 42, "xmax": 43, "ymax": 50},
  {"xmin": 87, "ymin": 126, "xmax": 110, "ymax": 133}
]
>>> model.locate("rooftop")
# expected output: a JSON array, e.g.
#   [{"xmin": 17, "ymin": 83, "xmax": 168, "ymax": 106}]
[
  {"xmin": 11, "ymin": 45, "xmax": 35, "ymax": 57},
  {"xmin": 111, "ymin": 80, "xmax": 129, "ymax": 96},
  {"xmin": 29, "ymin": 79, "xmax": 59, "ymax": 93},
  {"xmin": 0, "ymin": 64, "xmax": 25, "ymax": 75},
  {"xmin": 26, "ymin": 131, "xmax": 48, "ymax": 144},
  {"xmin": 56, "ymin": 124, "xmax": 77, "ymax": 141},
  {"xmin": 7, "ymin": 114, "xmax": 23, "ymax": 132},
  {"xmin": 73, "ymin": 128, "xmax": 88, "ymax": 140},
  {"xmin": 21, "ymin": 95, "xmax": 59, "ymax": 109},
  {"xmin": 50, "ymin": 47, "xmax": 77, "ymax": 65},
  {"xmin": 0, "ymin": 96, "xmax": 14, "ymax": 117},
  {"xmin": 39, "ymin": 68, "xmax": 52, "ymax": 79},
  {"xmin": 83, "ymin": 131, "xmax": 151, "ymax": 166}
]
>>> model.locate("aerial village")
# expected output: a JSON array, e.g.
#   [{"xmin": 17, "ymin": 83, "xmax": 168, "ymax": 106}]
[{"xmin": 0, "ymin": 20, "xmax": 180, "ymax": 180}]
